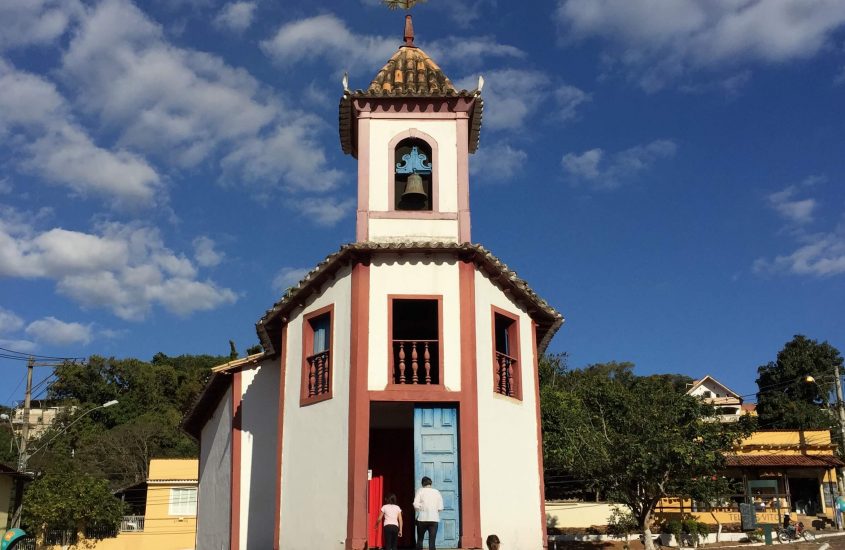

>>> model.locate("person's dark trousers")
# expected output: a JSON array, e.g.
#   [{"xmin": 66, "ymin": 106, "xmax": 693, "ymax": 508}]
[
  {"xmin": 416, "ymin": 521, "xmax": 438, "ymax": 550},
  {"xmin": 384, "ymin": 524, "xmax": 399, "ymax": 550}
]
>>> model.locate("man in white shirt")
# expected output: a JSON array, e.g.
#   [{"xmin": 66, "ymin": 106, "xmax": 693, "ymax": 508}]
[{"xmin": 413, "ymin": 476, "xmax": 444, "ymax": 550}]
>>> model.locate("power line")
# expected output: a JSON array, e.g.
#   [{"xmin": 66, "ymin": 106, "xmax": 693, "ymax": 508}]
[{"xmin": 0, "ymin": 346, "xmax": 85, "ymax": 362}]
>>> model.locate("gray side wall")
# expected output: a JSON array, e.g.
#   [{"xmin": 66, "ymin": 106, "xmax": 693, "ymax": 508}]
[{"xmin": 196, "ymin": 385, "xmax": 232, "ymax": 550}]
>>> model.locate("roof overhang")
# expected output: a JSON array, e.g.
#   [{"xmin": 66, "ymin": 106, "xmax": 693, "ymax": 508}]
[
  {"xmin": 181, "ymin": 352, "xmax": 266, "ymax": 440},
  {"xmin": 725, "ymin": 455, "xmax": 845, "ymax": 468},
  {"xmin": 256, "ymin": 241, "xmax": 564, "ymax": 358},
  {"xmin": 339, "ymin": 91, "xmax": 483, "ymax": 157}
]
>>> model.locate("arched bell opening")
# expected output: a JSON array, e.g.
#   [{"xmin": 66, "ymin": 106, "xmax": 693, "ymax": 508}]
[{"xmin": 394, "ymin": 138, "xmax": 433, "ymax": 211}]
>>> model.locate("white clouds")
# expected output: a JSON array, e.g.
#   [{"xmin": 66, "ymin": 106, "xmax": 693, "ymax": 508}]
[
  {"xmin": 262, "ymin": 14, "xmax": 525, "ymax": 76},
  {"xmin": 213, "ymin": 1, "xmax": 256, "ymax": 33},
  {"xmin": 0, "ymin": 308, "xmax": 25, "ymax": 334},
  {"xmin": 469, "ymin": 142, "xmax": 527, "ymax": 183},
  {"xmin": 0, "ymin": 338, "xmax": 37, "ymax": 353},
  {"xmin": 296, "ymin": 197, "xmax": 356, "ymax": 227},
  {"xmin": 0, "ymin": 210, "xmax": 237, "ymax": 319},
  {"xmin": 755, "ymin": 176, "xmax": 845, "ymax": 278},
  {"xmin": 767, "ymin": 185, "xmax": 817, "ymax": 224},
  {"xmin": 0, "ymin": 60, "xmax": 161, "ymax": 206},
  {"xmin": 425, "ymin": 37, "xmax": 525, "ymax": 68},
  {"xmin": 562, "ymin": 139, "xmax": 677, "ymax": 189},
  {"xmin": 458, "ymin": 71, "xmax": 590, "ymax": 131},
  {"xmin": 457, "ymin": 70, "xmax": 551, "ymax": 132},
  {"xmin": 192, "ymin": 236, "xmax": 224, "ymax": 267},
  {"xmin": 557, "ymin": 0, "xmax": 845, "ymax": 90},
  {"xmin": 58, "ymin": 0, "xmax": 340, "ymax": 200},
  {"xmin": 754, "ymin": 231, "xmax": 845, "ymax": 277},
  {"xmin": 25, "ymin": 317, "xmax": 92, "ymax": 345},
  {"xmin": 219, "ymin": 116, "xmax": 342, "ymax": 192},
  {"xmin": 261, "ymin": 14, "xmax": 396, "ymax": 73},
  {"xmin": 555, "ymin": 84, "xmax": 592, "ymax": 121},
  {"xmin": 272, "ymin": 267, "xmax": 310, "ymax": 294},
  {"xmin": 0, "ymin": 0, "xmax": 81, "ymax": 51}
]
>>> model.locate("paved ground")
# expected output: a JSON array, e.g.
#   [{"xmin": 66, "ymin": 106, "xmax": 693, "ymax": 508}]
[{"xmin": 550, "ymin": 532, "xmax": 845, "ymax": 550}]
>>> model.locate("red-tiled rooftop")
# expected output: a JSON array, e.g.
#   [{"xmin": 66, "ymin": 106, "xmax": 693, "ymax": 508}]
[{"xmin": 726, "ymin": 455, "xmax": 844, "ymax": 467}]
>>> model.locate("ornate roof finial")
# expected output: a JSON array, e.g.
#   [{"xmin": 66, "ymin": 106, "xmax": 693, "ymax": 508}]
[
  {"xmin": 404, "ymin": 14, "xmax": 415, "ymax": 47},
  {"xmin": 382, "ymin": 0, "xmax": 428, "ymax": 10}
]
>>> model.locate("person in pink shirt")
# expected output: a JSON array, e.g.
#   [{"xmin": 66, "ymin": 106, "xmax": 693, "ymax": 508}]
[{"xmin": 376, "ymin": 493, "xmax": 403, "ymax": 550}]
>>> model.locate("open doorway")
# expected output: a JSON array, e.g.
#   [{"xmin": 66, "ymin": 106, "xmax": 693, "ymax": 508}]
[
  {"xmin": 788, "ymin": 476, "xmax": 822, "ymax": 516},
  {"xmin": 370, "ymin": 403, "xmax": 415, "ymax": 549}
]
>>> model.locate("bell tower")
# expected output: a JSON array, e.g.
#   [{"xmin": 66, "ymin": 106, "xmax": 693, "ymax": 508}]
[{"xmin": 339, "ymin": 15, "xmax": 483, "ymax": 244}]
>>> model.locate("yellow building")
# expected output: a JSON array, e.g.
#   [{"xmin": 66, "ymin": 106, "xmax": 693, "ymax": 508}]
[
  {"xmin": 47, "ymin": 459, "xmax": 198, "ymax": 550},
  {"xmin": 657, "ymin": 429, "xmax": 842, "ymax": 527}
]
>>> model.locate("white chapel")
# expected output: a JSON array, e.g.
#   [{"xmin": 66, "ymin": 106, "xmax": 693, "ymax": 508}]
[{"xmin": 184, "ymin": 15, "xmax": 564, "ymax": 550}]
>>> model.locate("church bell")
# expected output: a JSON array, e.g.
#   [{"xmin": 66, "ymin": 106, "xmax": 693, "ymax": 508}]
[{"xmin": 401, "ymin": 172, "xmax": 427, "ymax": 201}]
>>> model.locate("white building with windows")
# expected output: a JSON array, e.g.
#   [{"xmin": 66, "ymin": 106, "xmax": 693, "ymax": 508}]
[{"xmin": 184, "ymin": 16, "xmax": 563, "ymax": 550}]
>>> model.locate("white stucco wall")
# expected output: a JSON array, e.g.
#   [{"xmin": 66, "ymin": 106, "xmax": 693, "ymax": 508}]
[
  {"xmin": 368, "ymin": 218, "xmax": 459, "ymax": 243},
  {"xmin": 239, "ymin": 360, "xmax": 280, "ymax": 550},
  {"xmin": 368, "ymin": 254, "xmax": 461, "ymax": 391},
  {"xmin": 474, "ymin": 269, "xmax": 545, "ymax": 549},
  {"xmin": 368, "ymin": 119, "xmax": 459, "ymax": 213},
  {"xmin": 197, "ymin": 385, "xmax": 232, "ymax": 550},
  {"xmin": 279, "ymin": 267, "xmax": 352, "ymax": 550}
]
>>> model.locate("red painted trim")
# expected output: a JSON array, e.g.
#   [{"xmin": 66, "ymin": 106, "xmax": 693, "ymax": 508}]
[
  {"xmin": 387, "ymin": 294, "xmax": 444, "ymax": 388},
  {"xmin": 532, "ymin": 321, "xmax": 549, "ymax": 549},
  {"xmin": 368, "ymin": 211, "xmax": 457, "ymax": 220},
  {"xmin": 300, "ymin": 304, "xmax": 335, "ymax": 407},
  {"xmin": 273, "ymin": 325, "xmax": 288, "ymax": 550},
  {"xmin": 368, "ymin": 389, "xmax": 461, "ymax": 402},
  {"xmin": 458, "ymin": 261, "xmax": 482, "ymax": 548},
  {"xmin": 354, "ymin": 97, "xmax": 475, "ymax": 115},
  {"xmin": 490, "ymin": 305, "xmax": 523, "ymax": 401},
  {"xmin": 346, "ymin": 263, "xmax": 370, "ymax": 550},
  {"xmin": 456, "ymin": 114, "xmax": 471, "ymax": 243},
  {"xmin": 356, "ymin": 116, "xmax": 370, "ymax": 242},
  {"xmin": 387, "ymin": 129, "xmax": 440, "ymax": 214},
  {"xmin": 231, "ymin": 370, "xmax": 242, "ymax": 550}
]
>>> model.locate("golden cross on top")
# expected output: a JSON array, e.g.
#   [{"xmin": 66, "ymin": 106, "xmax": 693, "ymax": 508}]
[{"xmin": 382, "ymin": 0, "xmax": 428, "ymax": 9}]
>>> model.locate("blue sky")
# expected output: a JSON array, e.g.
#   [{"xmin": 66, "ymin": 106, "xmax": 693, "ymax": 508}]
[{"xmin": 1, "ymin": 0, "xmax": 844, "ymax": 404}]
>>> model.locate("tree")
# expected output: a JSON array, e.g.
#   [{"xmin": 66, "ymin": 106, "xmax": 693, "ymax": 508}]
[
  {"xmin": 542, "ymin": 361, "xmax": 753, "ymax": 550},
  {"xmin": 756, "ymin": 335, "xmax": 844, "ymax": 430},
  {"xmin": 23, "ymin": 470, "xmax": 126, "ymax": 538},
  {"xmin": 32, "ymin": 352, "xmax": 227, "ymax": 488}
]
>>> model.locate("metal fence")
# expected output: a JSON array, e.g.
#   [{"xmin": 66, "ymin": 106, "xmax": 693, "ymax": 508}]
[{"xmin": 120, "ymin": 515, "xmax": 145, "ymax": 532}]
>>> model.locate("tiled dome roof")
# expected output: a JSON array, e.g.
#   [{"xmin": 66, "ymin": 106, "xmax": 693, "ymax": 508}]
[
  {"xmin": 367, "ymin": 46, "xmax": 455, "ymax": 96},
  {"xmin": 339, "ymin": 15, "xmax": 484, "ymax": 155},
  {"xmin": 366, "ymin": 14, "xmax": 455, "ymax": 96}
]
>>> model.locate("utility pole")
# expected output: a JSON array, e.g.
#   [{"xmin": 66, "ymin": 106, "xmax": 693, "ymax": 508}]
[
  {"xmin": 11, "ymin": 356, "xmax": 34, "ymax": 528},
  {"xmin": 833, "ymin": 361, "xmax": 845, "ymax": 499},
  {"xmin": 18, "ymin": 356, "xmax": 34, "ymax": 472}
]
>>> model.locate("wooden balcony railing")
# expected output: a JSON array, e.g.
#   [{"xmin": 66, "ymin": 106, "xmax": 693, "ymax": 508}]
[
  {"xmin": 495, "ymin": 351, "xmax": 517, "ymax": 397},
  {"xmin": 392, "ymin": 340, "xmax": 438, "ymax": 385},
  {"xmin": 306, "ymin": 350, "xmax": 331, "ymax": 397}
]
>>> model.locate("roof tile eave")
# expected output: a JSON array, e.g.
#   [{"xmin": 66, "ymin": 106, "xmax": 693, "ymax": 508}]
[{"xmin": 255, "ymin": 241, "xmax": 563, "ymax": 356}]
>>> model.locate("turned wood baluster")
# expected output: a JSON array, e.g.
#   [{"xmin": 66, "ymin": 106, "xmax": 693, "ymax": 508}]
[
  {"xmin": 398, "ymin": 342, "xmax": 406, "ymax": 384},
  {"xmin": 494, "ymin": 354, "xmax": 502, "ymax": 393},
  {"xmin": 498, "ymin": 355, "xmax": 507, "ymax": 394},
  {"xmin": 423, "ymin": 342, "xmax": 431, "ymax": 384},
  {"xmin": 318, "ymin": 353, "xmax": 327, "ymax": 394},
  {"xmin": 323, "ymin": 352, "xmax": 330, "ymax": 394},
  {"xmin": 506, "ymin": 357, "xmax": 515, "ymax": 397},
  {"xmin": 411, "ymin": 342, "xmax": 419, "ymax": 384},
  {"xmin": 308, "ymin": 357, "xmax": 316, "ymax": 397}
]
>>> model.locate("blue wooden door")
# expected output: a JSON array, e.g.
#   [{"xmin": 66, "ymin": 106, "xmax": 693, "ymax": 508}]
[{"xmin": 414, "ymin": 406, "xmax": 460, "ymax": 548}]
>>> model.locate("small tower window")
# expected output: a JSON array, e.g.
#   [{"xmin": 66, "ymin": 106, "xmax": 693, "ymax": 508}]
[{"xmin": 394, "ymin": 138, "xmax": 433, "ymax": 211}]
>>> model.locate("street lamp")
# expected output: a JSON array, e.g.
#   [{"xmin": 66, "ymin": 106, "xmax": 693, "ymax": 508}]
[
  {"xmin": 20, "ymin": 399, "xmax": 119, "ymax": 470},
  {"xmin": 8, "ymin": 399, "xmax": 118, "ymax": 529}
]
